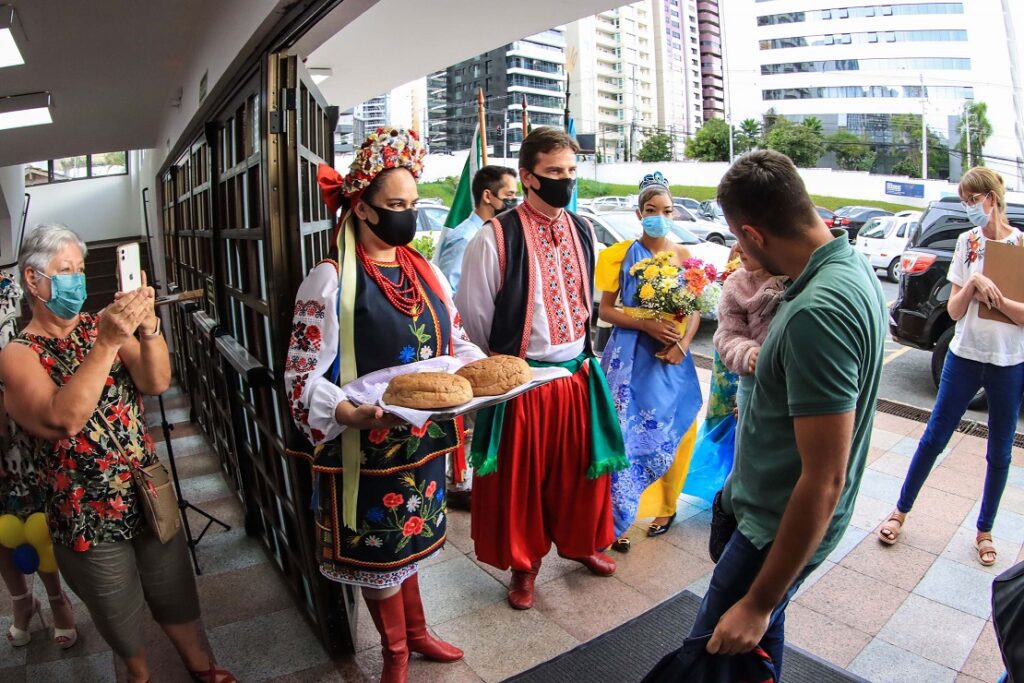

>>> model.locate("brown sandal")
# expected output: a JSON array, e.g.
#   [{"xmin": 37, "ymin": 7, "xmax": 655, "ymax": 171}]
[
  {"xmin": 878, "ymin": 510, "xmax": 906, "ymax": 545},
  {"xmin": 189, "ymin": 663, "xmax": 237, "ymax": 683},
  {"xmin": 975, "ymin": 534, "xmax": 998, "ymax": 567}
]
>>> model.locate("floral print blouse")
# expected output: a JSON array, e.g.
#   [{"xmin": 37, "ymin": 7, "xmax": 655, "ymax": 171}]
[{"xmin": 17, "ymin": 314, "xmax": 158, "ymax": 551}]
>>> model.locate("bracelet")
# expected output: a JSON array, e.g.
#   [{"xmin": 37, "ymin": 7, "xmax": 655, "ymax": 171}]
[
  {"xmin": 675, "ymin": 340, "xmax": 686, "ymax": 353},
  {"xmin": 140, "ymin": 318, "xmax": 161, "ymax": 339}
]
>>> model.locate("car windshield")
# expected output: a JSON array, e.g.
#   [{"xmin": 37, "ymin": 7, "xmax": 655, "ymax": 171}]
[
  {"xmin": 597, "ymin": 213, "xmax": 643, "ymax": 240},
  {"xmin": 419, "ymin": 206, "xmax": 448, "ymax": 231},
  {"xmin": 668, "ymin": 223, "xmax": 701, "ymax": 244},
  {"xmin": 859, "ymin": 219, "xmax": 891, "ymax": 239},
  {"xmin": 834, "ymin": 206, "xmax": 854, "ymax": 217}
]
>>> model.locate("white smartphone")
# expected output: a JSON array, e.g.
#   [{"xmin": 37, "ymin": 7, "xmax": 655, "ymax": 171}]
[{"xmin": 117, "ymin": 243, "xmax": 142, "ymax": 292}]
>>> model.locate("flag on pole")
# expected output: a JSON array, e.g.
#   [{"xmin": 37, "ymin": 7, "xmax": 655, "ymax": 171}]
[
  {"xmin": 567, "ymin": 116, "xmax": 579, "ymax": 213},
  {"xmin": 444, "ymin": 124, "xmax": 483, "ymax": 228}
]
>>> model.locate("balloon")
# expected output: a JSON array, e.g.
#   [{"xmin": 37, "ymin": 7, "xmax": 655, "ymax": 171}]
[
  {"xmin": 0, "ymin": 514, "xmax": 25, "ymax": 549},
  {"xmin": 37, "ymin": 543, "xmax": 58, "ymax": 573},
  {"xmin": 11, "ymin": 543, "xmax": 39, "ymax": 574},
  {"xmin": 24, "ymin": 512, "xmax": 51, "ymax": 550}
]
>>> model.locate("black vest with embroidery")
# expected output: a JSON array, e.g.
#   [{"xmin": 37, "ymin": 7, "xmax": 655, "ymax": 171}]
[{"xmin": 488, "ymin": 207, "xmax": 596, "ymax": 358}]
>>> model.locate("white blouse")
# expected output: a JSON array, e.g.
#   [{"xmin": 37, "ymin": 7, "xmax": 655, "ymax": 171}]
[{"xmin": 285, "ymin": 259, "xmax": 485, "ymax": 447}]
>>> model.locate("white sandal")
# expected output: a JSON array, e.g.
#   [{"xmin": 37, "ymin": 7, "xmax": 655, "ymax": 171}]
[
  {"xmin": 48, "ymin": 592, "xmax": 78, "ymax": 649},
  {"xmin": 6, "ymin": 590, "xmax": 45, "ymax": 647}
]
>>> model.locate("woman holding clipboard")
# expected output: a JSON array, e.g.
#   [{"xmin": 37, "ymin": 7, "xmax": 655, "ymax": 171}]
[{"xmin": 880, "ymin": 168, "xmax": 1024, "ymax": 567}]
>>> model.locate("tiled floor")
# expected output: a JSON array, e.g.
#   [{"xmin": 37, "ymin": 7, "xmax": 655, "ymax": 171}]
[{"xmin": 0, "ymin": 376, "xmax": 1015, "ymax": 682}]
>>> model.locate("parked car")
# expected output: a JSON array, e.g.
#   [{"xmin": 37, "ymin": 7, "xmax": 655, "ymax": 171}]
[
  {"xmin": 590, "ymin": 196, "xmax": 634, "ymax": 212},
  {"xmin": 816, "ymin": 206, "xmax": 837, "ymax": 228},
  {"xmin": 415, "ymin": 205, "xmax": 449, "ymax": 251},
  {"xmin": 673, "ymin": 205, "xmax": 735, "ymax": 245},
  {"xmin": 700, "ymin": 199, "xmax": 726, "ymax": 224},
  {"xmin": 675, "ymin": 197, "xmax": 704, "ymax": 214},
  {"xmin": 889, "ymin": 198, "xmax": 1024, "ymax": 407},
  {"xmin": 589, "ymin": 211, "xmax": 732, "ymax": 284},
  {"xmin": 832, "ymin": 205, "xmax": 895, "ymax": 241},
  {"xmin": 854, "ymin": 212, "xmax": 920, "ymax": 282}
]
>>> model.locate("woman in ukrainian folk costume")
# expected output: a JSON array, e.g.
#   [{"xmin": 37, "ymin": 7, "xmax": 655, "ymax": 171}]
[
  {"xmin": 285, "ymin": 128, "xmax": 484, "ymax": 683},
  {"xmin": 596, "ymin": 173, "xmax": 706, "ymax": 552}
]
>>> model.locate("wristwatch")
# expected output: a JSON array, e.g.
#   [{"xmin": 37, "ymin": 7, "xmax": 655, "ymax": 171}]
[{"xmin": 141, "ymin": 318, "xmax": 162, "ymax": 339}]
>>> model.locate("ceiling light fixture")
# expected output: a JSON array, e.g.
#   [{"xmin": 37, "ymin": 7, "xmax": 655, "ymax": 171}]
[
  {"xmin": 0, "ymin": 92, "xmax": 52, "ymax": 130},
  {"xmin": 309, "ymin": 67, "xmax": 332, "ymax": 85},
  {"xmin": 0, "ymin": 5, "xmax": 25, "ymax": 68}
]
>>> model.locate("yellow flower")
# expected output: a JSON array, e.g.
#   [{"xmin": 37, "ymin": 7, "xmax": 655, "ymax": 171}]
[
  {"xmin": 643, "ymin": 265, "xmax": 661, "ymax": 280},
  {"xmin": 660, "ymin": 266, "xmax": 679, "ymax": 278},
  {"xmin": 661, "ymin": 278, "xmax": 679, "ymax": 291},
  {"xmin": 639, "ymin": 284, "xmax": 656, "ymax": 300}
]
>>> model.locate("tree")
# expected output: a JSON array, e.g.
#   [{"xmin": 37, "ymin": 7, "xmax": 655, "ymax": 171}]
[
  {"xmin": 826, "ymin": 130, "xmax": 876, "ymax": 171},
  {"xmin": 764, "ymin": 119, "xmax": 825, "ymax": 167},
  {"xmin": 957, "ymin": 101, "xmax": 993, "ymax": 169},
  {"xmin": 734, "ymin": 118, "xmax": 762, "ymax": 154},
  {"xmin": 801, "ymin": 116, "xmax": 824, "ymax": 136},
  {"xmin": 685, "ymin": 118, "xmax": 731, "ymax": 162},
  {"xmin": 637, "ymin": 133, "xmax": 673, "ymax": 162},
  {"xmin": 762, "ymin": 107, "xmax": 780, "ymax": 137},
  {"xmin": 889, "ymin": 115, "xmax": 949, "ymax": 179}
]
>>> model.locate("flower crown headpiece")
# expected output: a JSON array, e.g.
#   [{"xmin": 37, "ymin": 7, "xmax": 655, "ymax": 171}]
[
  {"xmin": 342, "ymin": 126, "xmax": 425, "ymax": 198},
  {"xmin": 639, "ymin": 171, "xmax": 669, "ymax": 191}
]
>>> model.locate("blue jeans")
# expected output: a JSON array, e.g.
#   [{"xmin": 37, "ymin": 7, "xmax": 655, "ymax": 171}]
[
  {"xmin": 689, "ymin": 531, "xmax": 818, "ymax": 681},
  {"xmin": 897, "ymin": 352, "xmax": 1024, "ymax": 532}
]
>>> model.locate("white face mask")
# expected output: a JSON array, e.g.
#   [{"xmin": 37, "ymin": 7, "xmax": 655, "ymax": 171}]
[{"xmin": 966, "ymin": 202, "xmax": 990, "ymax": 228}]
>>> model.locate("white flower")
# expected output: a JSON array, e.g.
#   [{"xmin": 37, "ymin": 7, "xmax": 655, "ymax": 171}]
[
  {"xmin": 420, "ymin": 347, "xmax": 434, "ymax": 359},
  {"xmin": 365, "ymin": 535, "xmax": 383, "ymax": 547},
  {"xmin": 406, "ymin": 495, "xmax": 421, "ymax": 512}
]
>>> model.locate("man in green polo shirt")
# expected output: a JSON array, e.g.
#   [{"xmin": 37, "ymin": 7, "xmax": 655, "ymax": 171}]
[{"xmin": 683, "ymin": 151, "xmax": 884, "ymax": 679}]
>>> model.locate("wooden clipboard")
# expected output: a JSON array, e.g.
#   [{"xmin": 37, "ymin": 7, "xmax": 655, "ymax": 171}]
[{"xmin": 980, "ymin": 240, "xmax": 1024, "ymax": 324}]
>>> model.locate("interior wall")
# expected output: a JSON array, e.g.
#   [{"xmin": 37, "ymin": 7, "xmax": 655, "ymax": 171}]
[
  {"xmin": 25, "ymin": 173, "xmax": 144, "ymax": 245},
  {"xmin": 0, "ymin": 167, "xmax": 26, "ymax": 266}
]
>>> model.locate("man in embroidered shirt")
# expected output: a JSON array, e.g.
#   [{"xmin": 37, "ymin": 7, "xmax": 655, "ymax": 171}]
[
  {"xmin": 455, "ymin": 127, "xmax": 627, "ymax": 610},
  {"xmin": 434, "ymin": 165, "xmax": 518, "ymax": 291},
  {"xmin": 650, "ymin": 150, "xmax": 885, "ymax": 681}
]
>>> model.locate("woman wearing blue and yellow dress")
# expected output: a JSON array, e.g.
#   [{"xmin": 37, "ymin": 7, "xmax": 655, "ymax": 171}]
[{"xmin": 597, "ymin": 173, "xmax": 704, "ymax": 552}]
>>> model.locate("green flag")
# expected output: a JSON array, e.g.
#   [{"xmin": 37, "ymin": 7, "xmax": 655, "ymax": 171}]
[{"xmin": 444, "ymin": 125, "xmax": 482, "ymax": 228}]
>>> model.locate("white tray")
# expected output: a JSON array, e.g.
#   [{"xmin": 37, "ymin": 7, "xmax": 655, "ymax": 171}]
[{"xmin": 341, "ymin": 356, "xmax": 571, "ymax": 428}]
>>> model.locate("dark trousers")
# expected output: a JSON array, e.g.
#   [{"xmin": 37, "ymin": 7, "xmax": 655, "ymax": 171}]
[{"xmin": 688, "ymin": 531, "xmax": 818, "ymax": 681}]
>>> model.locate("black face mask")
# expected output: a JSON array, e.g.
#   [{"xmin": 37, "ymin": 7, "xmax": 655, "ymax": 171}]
[
  {"xmin": 499, "ymin": 197, "xmax": 519, "ymax": 212},
  {"xmin": 365, "ymin": 204, "xmax": 417, "ymax": 246},
  {"xmin": 529, "ymin": 173, "xmax": 576, "ymax": 209}
]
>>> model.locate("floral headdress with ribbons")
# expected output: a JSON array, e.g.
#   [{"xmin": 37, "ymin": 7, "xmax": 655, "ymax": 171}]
[{"xmin": 318, "ymin": 127, "xmax": 426, "ymax": 217}]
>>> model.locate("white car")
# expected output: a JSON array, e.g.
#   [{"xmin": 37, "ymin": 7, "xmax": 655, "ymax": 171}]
[
  {"xmin": 589, "ymin": 196, "xmax": 634, "ymax": 212},
  {"xmin": 855, "ymin": 213, "xmax": 920, "ymax": 282}
]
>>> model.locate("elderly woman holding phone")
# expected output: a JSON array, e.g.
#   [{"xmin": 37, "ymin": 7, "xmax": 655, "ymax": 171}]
[{"xmin": 0, "ymin": 224, "xmax": 233, "ymax": 683}]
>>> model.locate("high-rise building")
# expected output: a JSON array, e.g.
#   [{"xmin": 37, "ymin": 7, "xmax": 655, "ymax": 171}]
[
  {"xmin": 652, "ymin": 0, "xmax": 705, "ymax": 151},
  {"xmin": 354, "ymin": 94, "xmax": 389, "ymax": 130},
  {"xmin": 697, "ymin": 0, "xmax": 725, "ymax": 119},
  {"xmin": 721, "ymin": 1, "xmax": 1019, "ymax": 180},
  {"xmin": 426, "ymin": 70, "xmax": 448, "ymax": 152},
  {"xmin": 566, "ymin": 4, "xmax": 656, "ymax": 161},
  {"xmin": 443, "ymin": 29, "xmax": 567, "ymax": 156}
]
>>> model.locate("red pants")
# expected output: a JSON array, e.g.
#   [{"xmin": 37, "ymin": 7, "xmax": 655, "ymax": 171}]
[{"xmin": 471, "ymin": 361, "xmax": 615, "ymax": 571}]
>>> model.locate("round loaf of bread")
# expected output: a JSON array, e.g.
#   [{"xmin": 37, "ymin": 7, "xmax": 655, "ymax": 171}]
[
  {"xmin": 383, "ymin": 372, "xmax": 473, "ymax": 409},
  {"xmin": 456, "ymin": 355, "xmax": 532, "ymax": 397}
]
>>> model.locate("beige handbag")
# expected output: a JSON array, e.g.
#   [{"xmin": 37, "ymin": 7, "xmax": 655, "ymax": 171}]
[{"xmin": 96, "ymin": 412, "xmax": 181, "ymax": 544}]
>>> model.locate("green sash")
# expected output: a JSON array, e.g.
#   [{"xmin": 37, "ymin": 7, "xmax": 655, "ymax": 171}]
[{"xmin": 469, "ymin": 354, "xmax": 627, "ymax": 479}]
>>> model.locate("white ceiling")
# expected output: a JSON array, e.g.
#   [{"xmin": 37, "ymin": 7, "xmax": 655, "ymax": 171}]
[
  {"xmin": 301, "ymin": 0, "xmax": 621, "ymax": 112},
  {"xmin": 0, "ymin": 0, "xmax": 239, "ymax": 167},
  {"xmin": 0, "ymin": 0, "xmax": 620, "ymax": 170}
]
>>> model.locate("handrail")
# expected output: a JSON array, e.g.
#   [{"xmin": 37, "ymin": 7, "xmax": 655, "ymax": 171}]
[{"xmin": 214, "ymin": 334, "xmax": 272, "ymax": 387}]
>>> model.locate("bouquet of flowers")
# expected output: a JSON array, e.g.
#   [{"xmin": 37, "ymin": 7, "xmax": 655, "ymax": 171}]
[{"xmin": 629, "ymin": 251, "xmax": 721, "ymax": 320}]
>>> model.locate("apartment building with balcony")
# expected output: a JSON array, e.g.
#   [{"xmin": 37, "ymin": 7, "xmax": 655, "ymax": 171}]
[
  {"xmin": 697, "ymin": 0, "xmax": 726, "ymax": 119},
  {"xmin": 652, "ymin": 0, "xmax": 706, "ymax": 152}
]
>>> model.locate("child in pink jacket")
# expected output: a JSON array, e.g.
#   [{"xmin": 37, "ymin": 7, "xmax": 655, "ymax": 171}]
[{"xmin": 712, "ymin": 245, "xmax": 787, "ymax": 414}]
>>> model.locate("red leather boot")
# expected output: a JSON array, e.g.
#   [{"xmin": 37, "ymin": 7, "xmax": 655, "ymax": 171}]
[
  {"xmin": 507, "ymin": 559, "xmax": 542, "ymax": 610},
  {"xmin": 364, "ymin": 592, "xmax": 409, "ymax": 683},
  {"xmin": 400, "ymin": 573, "xmax": 464, "ymax": 662}
]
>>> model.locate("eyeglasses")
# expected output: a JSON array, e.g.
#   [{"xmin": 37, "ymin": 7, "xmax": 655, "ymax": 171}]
[{"xmin": 961, "ymin": 192, "xmax": 989, "ymax": 209}]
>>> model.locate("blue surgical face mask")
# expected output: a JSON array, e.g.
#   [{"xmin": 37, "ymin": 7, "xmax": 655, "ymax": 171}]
[
  {"xmin": 641, "ymin": 214, "xmax": 673, "ymax": 238},
  {"xmin": 966, "ymin": 203, "xmax": 990, "ymax": 228},
  {"xmin": 39, "ymin": 272, "xmax": 87, "ymax": 320}
]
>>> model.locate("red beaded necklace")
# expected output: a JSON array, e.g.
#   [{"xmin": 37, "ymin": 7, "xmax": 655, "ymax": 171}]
[{"xmin": 356, "ymin": 244, "xmax": 424, "ymax": 317}]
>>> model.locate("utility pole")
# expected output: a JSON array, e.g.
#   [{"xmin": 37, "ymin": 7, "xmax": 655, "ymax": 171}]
[
  {"xmin": 503, "ymin": 108, "xmax": 509, "ymax": 160},
  {"xmin": 728, "ymin": 116, "xmax": 735, "ymax": 163},
  {"xmin": 964, "ymin": 101, "xmax": 972, "ymax": 168},
  {"xmin": 920, "ymin": 73, "xmax": 928, "ymax": 180}
]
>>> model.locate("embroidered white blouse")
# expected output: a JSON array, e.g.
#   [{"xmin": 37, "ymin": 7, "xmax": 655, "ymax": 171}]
[{"xmin": 284, "ymin": 259, "xmax": 485, "ymax": 447}]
